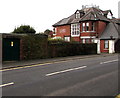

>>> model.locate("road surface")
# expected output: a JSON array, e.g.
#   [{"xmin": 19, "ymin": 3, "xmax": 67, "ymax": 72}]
[{"xmin": 1, "ymin": 54, "xmax": 119, "ymax": 96}]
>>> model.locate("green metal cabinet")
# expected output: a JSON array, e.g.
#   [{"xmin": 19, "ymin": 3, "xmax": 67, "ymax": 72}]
[{"xmin": 3, "ymin": 38, "xmax": 20, "ymax": 61}]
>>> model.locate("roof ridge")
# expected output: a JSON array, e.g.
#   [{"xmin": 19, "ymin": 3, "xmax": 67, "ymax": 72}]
[{"xmin": 80, "ymin": 9, "xmax": 93, "ymax": 21}]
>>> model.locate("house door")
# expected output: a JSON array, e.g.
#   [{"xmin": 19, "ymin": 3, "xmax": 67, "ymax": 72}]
[{"xmin": 3, "ymin": 38, "xmax": 20, "ymax": 61}]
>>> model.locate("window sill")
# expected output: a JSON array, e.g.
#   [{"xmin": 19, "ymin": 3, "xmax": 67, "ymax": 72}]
[
  {"xmin": 81, "ymin": 31, "xmax": 95, "ymax": 33},
  {"xmin": 53, "ymin": 34, "xmax": 56, "ymax": 36},
  {"xmin": 71, "ymin": 35, "xmax": 80, "ymax": 37},
  {"xmin": 104, "ymin": 48, "xmax": 109, "ymax": 50}
]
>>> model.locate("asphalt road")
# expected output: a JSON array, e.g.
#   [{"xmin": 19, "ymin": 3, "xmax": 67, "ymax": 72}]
[{"xmin": 1, "ymin": 54, "xmax": 119, "ymax": 96}]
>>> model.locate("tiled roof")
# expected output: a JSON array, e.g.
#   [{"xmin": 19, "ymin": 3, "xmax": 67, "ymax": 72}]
[
  {"xmin": 100, "ymin": 22, "xmax": 119, "ymax": 39},
  {"xmin": 80, "ymin": 8, "xmax": 110, "ymax": 22},
  {"xmin": 102, "ymin": 10, "xmax": 113, "ymax": 16},
  {"xmin": 110, "ymin": 18, "xmax": 120, "ymax": 24},
  {"xmin": 53, "ymin": 14, "xmax": 75, "ymax": 26},
  {"xmin": 53, "ymin": 7, "xmax": 111, "ymax": 26}
]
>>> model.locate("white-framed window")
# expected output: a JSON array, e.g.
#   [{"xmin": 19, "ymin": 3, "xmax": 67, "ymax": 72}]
[
  {"xmin": 55, "ymin": 28, "xmax": 57, "ymax": 33},
  {"xmin": 82, "ymin": 39, "xmax": 85, "ymax": 43},
  {"xmin": 76, "ymin": 11, "xmax": 80, "ymax": 18},
  {"xmin": 53, "ymin": 28, "xmax": 57, "ymax": 35},
  {"xmin": 82, "ymin": 22, "xmax": 95, "ymax": 32},
  {"xmin": 64, "ymin": 37, "xmax": 70, "ymax": 42},
  {"xmin": 71, "ymin": 24, "xmax": 80, "ymax": 36},
  {"xmin": 82, "ymin": 39, "xmax": 90, "ymax": 43},
  {"xmin": 104, "ymin": 40, "xmax": 109, "ymax": 49},
  {"xmin": 91, "ymin": 22, "xmax": 95, "ymax": 31},
  {"xmin": 85, "ymin": 39, "xmax": 90, "ymax": 43},
  {"xmin": 86, "ymin": 23, "xmax": 89, "ymax": 31},
  {"xmin": 107, "ymin": 12, "xmax": 112, "ymax": 19},
  {"xmin": 82, "ymin": 23, "xmax": 85, "ymax": 32}
]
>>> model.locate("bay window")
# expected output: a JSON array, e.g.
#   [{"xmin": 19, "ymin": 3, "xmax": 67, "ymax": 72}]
[
  {"xmin": 91, "ymin": 22, "xmax": 95, "ymax": 31},
  {"xmin": 82, "ymin": 22, "xmax": 95, "ymax": 32},
  {"xmin": 82, "ymin": 23, "xmax": 85, "ymax": 32},
  {"xmin": 86, "ymin": 23, "xmax": 89, "ymax": 31}
]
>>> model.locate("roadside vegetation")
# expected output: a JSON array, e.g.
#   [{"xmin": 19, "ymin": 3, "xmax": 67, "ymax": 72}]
[
  {"xmin": 10, "ymin": 25, "xmax": 97, "ymax": 60},
  {"xmin": 12, "ymin": 25, "xmax": 36, "ymax": 34}
]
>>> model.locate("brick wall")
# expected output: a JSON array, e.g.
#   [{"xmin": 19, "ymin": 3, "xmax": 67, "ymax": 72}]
[
  {"xmin": 71, "ymin": 37, "xmax": 80, "ymax": 42},
  {"xmin": 55, "ymin": 25, "xmax": 71, "ymax": 38},
  {"xmin": 97, "ymin": 21, "xmax": 107, "ymax": 36},
  {"xmin": 54, "ymin": 21, "xmax": 107, "ymax": 43},
  {"xmin": 80, "ymin": 21, "xmax": 106, "ymax": 37},
  {"xmin": 81, "ymin": 32, "xmax": 96, "ymax": 36}
]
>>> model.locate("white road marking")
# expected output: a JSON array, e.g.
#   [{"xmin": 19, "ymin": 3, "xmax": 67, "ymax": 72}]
[
  {"xmin": 46, "ymin": 66, "xmax": 87, "ymax": 76},
  {"xmin": 100, "ymin": 59, "xmax": 118, "ymax": 64},
  {"xmin": 0, "ymin": 82, "xmax": 14, "ymax": 88}
]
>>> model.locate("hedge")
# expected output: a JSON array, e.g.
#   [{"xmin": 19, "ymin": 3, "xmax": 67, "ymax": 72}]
[
  {"xmin": 21, "ymin": 34, "xmax": 48, "ymax": 60},
  {"xmin": 21, "ymin": 35, "xmax": 97, "ymax": 60},
  {"xmin": 47, "ymin": 41, "xmax": 97, "ymax": 58}
]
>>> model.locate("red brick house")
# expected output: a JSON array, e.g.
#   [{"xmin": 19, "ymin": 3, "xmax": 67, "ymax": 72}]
[{"xmin": 52, "ymin": 5, "xmax": 120, "ymax": 53}]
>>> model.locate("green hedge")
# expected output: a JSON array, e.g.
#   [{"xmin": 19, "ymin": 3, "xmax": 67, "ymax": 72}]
[
  {"xmin": 21, "ymin": 36, "xmax": 97, "ymax": 60},
  {"xmin": 21, "ymin": 34, "xmax": 48, "ymax": 60},
  {"xmin": 47, "ymin": 41, "xmax": 97, "ymax": 58}
]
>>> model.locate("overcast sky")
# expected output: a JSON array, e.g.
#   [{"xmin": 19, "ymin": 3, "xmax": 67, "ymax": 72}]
[{"xmin": 0, "ymin": 0, "xmax": 119, "ymax": 33}]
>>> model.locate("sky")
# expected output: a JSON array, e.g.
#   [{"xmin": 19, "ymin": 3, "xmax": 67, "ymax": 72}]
[{"xmin": 0, "ymin": 0, "xmax": 119, "ymax": 33}]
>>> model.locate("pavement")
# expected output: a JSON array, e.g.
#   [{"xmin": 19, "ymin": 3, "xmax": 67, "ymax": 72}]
[{"xmin": 2, "ymin": 53, "xmax": 118, "ymax": 70}]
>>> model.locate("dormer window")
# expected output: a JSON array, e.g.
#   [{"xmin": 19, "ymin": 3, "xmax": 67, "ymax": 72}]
[
  {"xmin": 107, "ymin": 12, "xmax": 113, "ymax": 19},
  {"xmin": 103, "ymin": 10, "xmax": 113, "ymax": 19},
  {"xmin": 75, "ymin": 10, "xmax": 85, "ymax": 18},
  {"xmin": 76, "ymin": 11, "xmax": 80, "ymax": 18}
]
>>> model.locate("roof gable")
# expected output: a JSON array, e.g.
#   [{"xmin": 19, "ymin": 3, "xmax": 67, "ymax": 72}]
[
  {"xmin": 53, "ymin": 7, "xmax": 113, "ymax": 26},
  {"xmin": 80, "ymin": 7, "xmax": 110, "ymax": 22}
]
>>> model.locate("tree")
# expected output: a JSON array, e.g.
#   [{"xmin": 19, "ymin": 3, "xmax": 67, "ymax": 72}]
[
  {"xmin": 44, "ymin": 29, "xmax": 52, "ymax": 35},
  {"xmin": 12, "ymin": 25, "xmax": 36, "ymax": 34}
]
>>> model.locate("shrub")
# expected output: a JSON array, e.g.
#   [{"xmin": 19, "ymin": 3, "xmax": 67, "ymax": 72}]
[
  {"xmin": 21, "ymin": 35, "xmax": 97, "ymax": 60},
  {"xmin": 47, "ymin": 42, "xmax": 97, "ymax": 58},
  {"xmin": 21, "ymin": 34, "xmax": 48, "ymax": 60}
]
